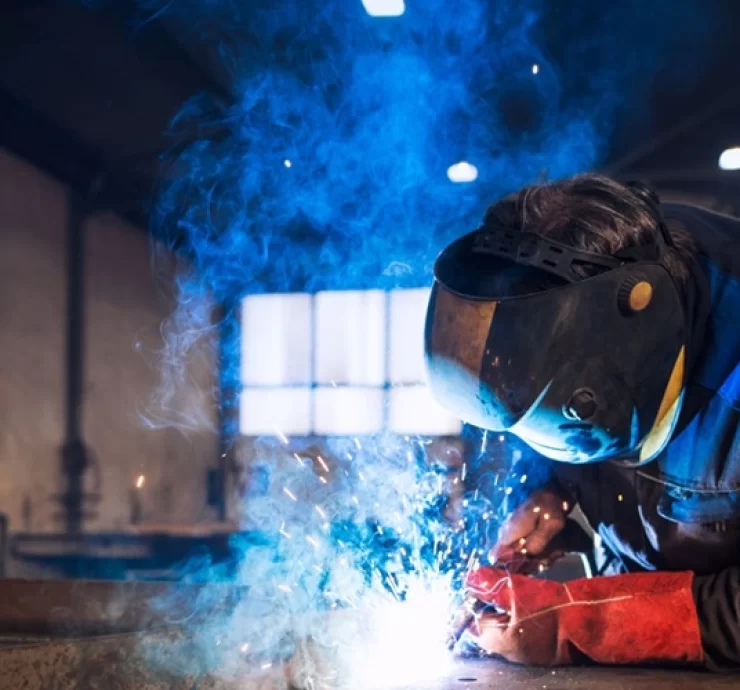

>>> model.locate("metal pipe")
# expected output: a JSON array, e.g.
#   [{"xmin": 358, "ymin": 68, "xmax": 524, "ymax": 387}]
[
  {"xmin": 214, "ymin": 302, "xmax": 241, "ymax": 521},
  {"xmin": 58, "ymin": 192, "xmax": 92, "ymax": 534}
]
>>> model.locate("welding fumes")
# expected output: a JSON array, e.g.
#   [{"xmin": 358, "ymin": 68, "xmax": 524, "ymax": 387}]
[{"xmin": 113, "ymin": 0, "xmax": 722, "ymax": 683}]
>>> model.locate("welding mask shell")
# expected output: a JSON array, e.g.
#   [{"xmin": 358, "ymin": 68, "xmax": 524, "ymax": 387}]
[{"xmin": 424, "ymin": 225, "xmax": 687, "ymax": 464}]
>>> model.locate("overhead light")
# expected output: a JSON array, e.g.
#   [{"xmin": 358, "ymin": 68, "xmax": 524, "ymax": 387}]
[
  {"xmin": 532, "ymin": 63, "xmax": 540, "ymax": 75},
  {"xmin": 362, "ymin": 0, "xmax": 405, "ymax": 17},
  {"xmin": 718, "ymin": 147, "xmax": 740, "ymax": 171},
  {"xmin": 447, "ymin": 161, "xmax": 478, "ymax": 183}
]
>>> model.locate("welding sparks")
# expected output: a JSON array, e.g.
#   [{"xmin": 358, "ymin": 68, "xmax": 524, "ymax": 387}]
[
  {"xmin": 283, "ymin": 487, "xmax": 298, "ymax": 502},
  {"xmin": 319, "ymin": 476, "xmax": 328, "ymax": 484},
  {"xmin": 279, "ymin": 523, "xmax": 291, "ymax": 539},
  {"xmin": 315, "ymin": 505, "xmax": 327, "ymax": 519},
  {"xmin": 261, "ymin": 663, "xmax": 273, "ymax": 671},
  {"xmin": 341, "ymin": 577, "xmax": 455, "ymax": 689},
  {"xmin": 306, "ymin": 535, "xmax": 320, "ymax": 548},
  {"xmin": 277, "ymin": 584, "xmax": 292, "ymax": 594},
  {"xmin": 273, "ymin": 427, "xmax": 289, "ymax": 445},
  {"xmin": 293, "ymin": 453, "xmax": 305, "ymax": 466},
  {"xmin": 316, "ymin": 455, "xmax": 330, "ymax": 473}
]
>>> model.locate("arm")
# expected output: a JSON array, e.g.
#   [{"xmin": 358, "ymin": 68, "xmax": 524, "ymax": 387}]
[
  {"xmin": 492, "ymin": 454, "xmax": 579, "ymax": 565},
  {"xmin": 461, "ymin": 566, "xmax": 704, "ymax": 667}
]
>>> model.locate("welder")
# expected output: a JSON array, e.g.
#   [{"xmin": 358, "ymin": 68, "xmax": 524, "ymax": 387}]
[{"xmin": 425, "ymin": 175, "xmax": 740, "ymax": 670}]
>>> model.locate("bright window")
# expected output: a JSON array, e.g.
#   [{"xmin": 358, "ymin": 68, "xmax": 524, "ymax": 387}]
[
  {"xmin": 241, "ymin": 293, "xmax": 312, "ymax": 385},
  {"xmin": 314, "ymin": 290, "xmax": 386, "ymax": 385},
  {"xmin": 240, "ymin": 289, "xmax": 462, "ymax": 437}
]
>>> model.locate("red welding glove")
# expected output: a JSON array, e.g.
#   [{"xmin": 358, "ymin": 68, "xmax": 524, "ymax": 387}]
[{"xmin": 463, "ymin": 567, "xmax": 703, "ymax": 667}]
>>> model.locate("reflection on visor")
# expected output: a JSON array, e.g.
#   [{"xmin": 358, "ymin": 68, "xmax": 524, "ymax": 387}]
[{"xmin": 425, "ymin": 257, "xmax": 686, "ymax": 464}]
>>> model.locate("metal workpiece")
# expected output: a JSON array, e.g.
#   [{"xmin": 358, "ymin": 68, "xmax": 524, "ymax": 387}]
[
  {"xmin": 0, "ymin": 580, "xmax": 737, "ymax": 689},
  {"xmin": 0, "ymin": 630, "xmax": 199, "ymax": 690},
  {"xmin": 0, "ymin": 629, "xmax": 295, "ymax": 690},
  {"xmin": 1, "ymin": 637, "xmax": 738, "ymax": 690},
  {"xmin": 0, "ymin": 579, "xmax": 242, "ymax": 636}
]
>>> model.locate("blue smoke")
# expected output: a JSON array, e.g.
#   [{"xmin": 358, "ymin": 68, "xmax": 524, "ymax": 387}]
[
  {"xmin": 76, "ymin": 0, "xmax": 719, "ymax": 684},
  {"xmin": 138, "ymin": 0, "xmax": 717, "ymax": 437},
  {"xmin": 94, "ymin": 0, "xmax": 717, "ymax": 436},
  {"xmin": 126, "ymin": 0, "xmax": 718, "ymax": 299}
]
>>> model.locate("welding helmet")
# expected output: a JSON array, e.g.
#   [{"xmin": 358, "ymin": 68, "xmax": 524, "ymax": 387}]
[{"xmin": 424, "ymin": 197, "xmax": 687, "ymax": 464}]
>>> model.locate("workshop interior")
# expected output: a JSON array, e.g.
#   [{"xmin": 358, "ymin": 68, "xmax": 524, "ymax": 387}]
[{"xmin": 1, "ymin": 1, "xmax": 739, "ymax": 688}]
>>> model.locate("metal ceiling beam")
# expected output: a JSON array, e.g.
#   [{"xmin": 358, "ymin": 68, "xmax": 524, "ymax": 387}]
[
  {"xmin": 0, "ymin": 87, "xmax": 151, "ymax": 230},
  {"xmin": 103, "ymin": 1, "xmax": 235, "ymax": 109}
]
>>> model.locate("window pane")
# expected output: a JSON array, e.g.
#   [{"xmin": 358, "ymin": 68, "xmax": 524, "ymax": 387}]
[
  {"xmin": 315, "ymin": 290, "xmax": 386, "ymax": 385},
  {"xmin": 241, "ymin": 293, "xmax": 312, "ymax": 385},
  {"xmin": 388, "ymin": 385, "xmax": 462, "ymax": 436},
  {"xmin": 313, "ymin": 387, "xmax": 384, "ymax": 435},
  {"xmin": 389, "ymin": 288, "xmax": 431, "ymax": 384},
  {"xmin": 240, "ymin": 388, "xmax": 311, "ymax": 436}
]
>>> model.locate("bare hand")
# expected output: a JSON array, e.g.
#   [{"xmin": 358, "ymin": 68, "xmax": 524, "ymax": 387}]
[{"xmin": 491, "ymin": 490, "xmax": 569, "ymax": 565}]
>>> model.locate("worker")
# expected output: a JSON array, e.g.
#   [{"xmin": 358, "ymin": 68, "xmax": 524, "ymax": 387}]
[{"xmin": 424, "ymin": 175, "xmax": 739, "ymax": 670}]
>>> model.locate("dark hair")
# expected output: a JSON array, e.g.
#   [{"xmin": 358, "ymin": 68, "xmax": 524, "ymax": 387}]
[{"xmin": 484, "ymin": 174, "xmax": 697, "ymax": 300}]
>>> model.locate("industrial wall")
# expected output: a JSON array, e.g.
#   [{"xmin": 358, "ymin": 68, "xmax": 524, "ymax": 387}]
[{"xmin": 0, "ymin": 147, "xmax": 219, "ymax": 536}]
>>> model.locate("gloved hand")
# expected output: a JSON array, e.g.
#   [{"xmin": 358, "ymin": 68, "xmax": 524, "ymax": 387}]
[
  {"xmin": 462, "ymin": 566, "xmax": 703, "ymax": 666},
  {"xmin": 491, "ymin": 490, "xmax": 569, "ymax": 566}
]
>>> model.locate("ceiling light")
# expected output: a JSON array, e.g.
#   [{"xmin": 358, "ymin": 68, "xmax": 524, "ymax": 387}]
[
  {"xmin": 362, "ymin": 0, "xmax": 405, "ymax": 17},
  {"xmin": 447, "ymin": 161, "xmax": 478, "ymax": 183},
  {"xmin": 718, "ymin": 147, "xmax": 740, "ymax": 171},
  {"xmin": 532, "ymin": 64, "xmax": 540, "ymax": 75}
]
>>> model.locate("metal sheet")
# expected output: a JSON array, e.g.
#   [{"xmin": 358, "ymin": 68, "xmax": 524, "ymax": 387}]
[
  {"xmin": 424, "ymin": 659, "xmax": 739, "ymax": 689},
  {"xmin": 1, "ymin": 638, "xmax": 737, "ymax": 690},
  {"xmin": 0, "ymin": 579, "xmax": 241, "ymax": 636},
  {"xmin": 0, "ymin": 580, "xmax": 736, "ymax": 689}
]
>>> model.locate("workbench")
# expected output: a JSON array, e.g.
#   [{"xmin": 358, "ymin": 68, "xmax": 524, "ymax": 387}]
[{"xmin": 0, "ymin": 580, "xmax": 735, "ymax": 689}]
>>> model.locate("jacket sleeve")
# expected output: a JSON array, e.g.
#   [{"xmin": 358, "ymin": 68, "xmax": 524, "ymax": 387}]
[{"xmin": 693, "ymin": 566, "xmax": 740, "ymax": 670}]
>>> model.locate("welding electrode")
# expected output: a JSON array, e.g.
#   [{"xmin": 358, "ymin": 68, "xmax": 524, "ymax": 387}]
[{"xmin": 446, "ymin": 598, "xmax": 492, "ymax": 650}]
